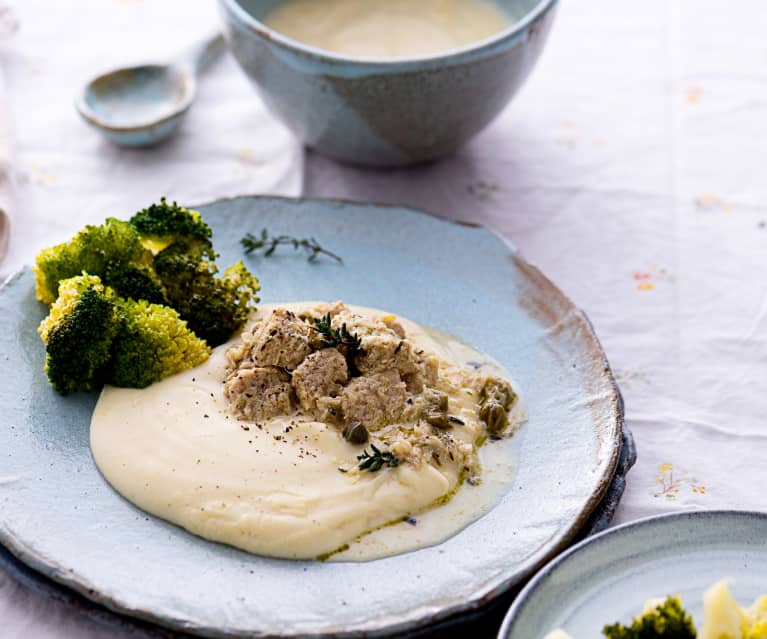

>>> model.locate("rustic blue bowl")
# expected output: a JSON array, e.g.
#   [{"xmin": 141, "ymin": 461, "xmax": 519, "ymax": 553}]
[{"xmin": 219, "ymin": 0, "xmax": 558, "ymax": 167}]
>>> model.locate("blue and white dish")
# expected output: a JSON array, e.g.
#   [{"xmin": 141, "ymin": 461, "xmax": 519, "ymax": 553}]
[
  {"xmin": 0, "ymin": 197, "xmax": 622, "ymax": 637},
  {"xmin": 500, "ymin": 510, "xmax": 767, "ymax": 639}
]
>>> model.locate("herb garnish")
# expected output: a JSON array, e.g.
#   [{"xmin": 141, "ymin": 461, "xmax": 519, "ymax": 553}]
[
  {"xmin": 241, "ymin": 229, "xmax": 343, "ymax": 264},
  {"xmin": 357, "ymin": 445, "xmax": 400, "ymax": 472},
  {"xmin": 312, "ymin": 313, "xmax": 362, "ymax": 351}
]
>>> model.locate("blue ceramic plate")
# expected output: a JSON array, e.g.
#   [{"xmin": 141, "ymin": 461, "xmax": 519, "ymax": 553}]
[
  {"xmin": 0, "ymin": 197, "xmax": 622, "ymax": 638},
  {"xmin": 499, "ymin": 510, "xmax": 767, "ymax": 639}
]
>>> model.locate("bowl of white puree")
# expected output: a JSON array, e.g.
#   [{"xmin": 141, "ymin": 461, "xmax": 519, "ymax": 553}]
[{"xmin": 219, "ymin": 0, "xmax": 558, "ymax": 167}]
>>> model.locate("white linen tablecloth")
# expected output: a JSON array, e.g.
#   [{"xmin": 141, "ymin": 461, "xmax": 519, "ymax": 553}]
[
  {"xmin": 1, "ymin": 0, "xmax": 766, "ymax": 636},
  {"xmin": 0, "ymin": 63, "xmax": 12, "ymax": 262},
  {"xmin": 0, "ymin": 0, "xmax": 302, "ymax": 281}
]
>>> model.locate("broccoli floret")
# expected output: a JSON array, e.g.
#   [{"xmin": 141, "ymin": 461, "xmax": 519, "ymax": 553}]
[
  {"xmin": 603, "ymin": 596, "xmax": 697, "ymax": 639},
  {"xmin": 38, "ymin": 275, "xmax": 118, "ymax": 394},
  {"xmin": 129, "ymin": 198, "xmax": 212, "ymax": 253},
  {"xmin": 33, "ymin": 218, "xmax": 163, "ymax": 304},
  {"xmin": 216, "ymin": 258, "xmax": 261, "ymax": 330},
  {"xmin": 38, "ymin": 274, "xmax": 210, "ymax": 393},
  {"xmin": 35, "ymin": 200, "xmax": 259, "ymax": 392},
  {"xmin": 154, "ymin": 241, "xmax": 260, "ymax": 346},
  {"xmin": 109, "ymin": 298, "xmax": 210, "ymax": 388},
  {"xmin": 103, "ymin": 263, "xmax": 167, "ymax": 305},
  {"xmin": 151, "ymin": 238, "xmax": 210, "ymax": 287}
]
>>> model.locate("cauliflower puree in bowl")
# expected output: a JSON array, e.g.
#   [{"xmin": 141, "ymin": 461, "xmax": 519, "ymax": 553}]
[
  {"xmin": 219, "ymin": 0, "xmax": 559, "ymax": 166},
  {"xmin": 91, "ymin": 301, "xmax": 523, "ymax": 561}
]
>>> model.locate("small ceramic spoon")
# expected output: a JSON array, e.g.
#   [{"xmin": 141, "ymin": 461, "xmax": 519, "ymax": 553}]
[{"xmin": 76, "ymin": 34, "xmax": 224, "ymax": 147}]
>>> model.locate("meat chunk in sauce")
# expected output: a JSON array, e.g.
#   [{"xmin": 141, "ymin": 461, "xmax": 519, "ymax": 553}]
[
  {"xmin": 224, "ymin": 366, "xmax": 294, "ymax": 421},
  {"xmin": 291, "ymin": 348, "xmax": 348, "ymax": 414},
  {"xmin": 340, "ymin": 370, "xmax": 407, "ymax": 430},
  {"xmin": 242, "ymin": 308, "xmax": 314, "ymax": 370},
  {"xmin": 354, "ymin": 333, "xmax": 420, "ymax": 378}
]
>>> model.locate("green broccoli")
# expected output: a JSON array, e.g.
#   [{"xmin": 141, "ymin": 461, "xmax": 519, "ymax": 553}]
[
  {"xmin": 102, "ymin": 263, "xmax": 167, "ymax": 305},
  {"xmin": 109, "ymin": 298, "xmax": 210, "ymax": 388},
  {"xmin": 38, "ymin": 274, "xmax": 210, "ymax": 394},
  {"xmin": 33, "ymin": 217, "xmax": 165, "ymax": 304},
  {"xmin": 129, "ymin": 199, "xmax": 260, "ymax": 344},
  {"xmin": 153, "ymin": 240, "xmax": 260, "ymax": 346},
  {"xmin": 34, "ymin": 200, "xmax": 260, "ymax": 391},
  {"xmin": 129, "ymin": 198, "xmax": 212, "ymax": 253},
  {"xmin": 38, "ymin": 275, "xmax": 118, "ymax": 394},
  {"xmin": 603, "ymin": 596, "xmax": 697, "ymax": 639}
]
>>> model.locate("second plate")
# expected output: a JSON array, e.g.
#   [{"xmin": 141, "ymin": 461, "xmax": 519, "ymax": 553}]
[{"xmin": 500, "ymin": 510, "xmax": 767, "ymax": 639}]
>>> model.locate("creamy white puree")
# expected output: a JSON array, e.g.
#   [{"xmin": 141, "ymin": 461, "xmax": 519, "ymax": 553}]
[
  {"xmin": 262, "ymin": 0, "xmax": 513, "ymax": 59},
  {"xmin": 91, "ymin": 303, "xmax": 521, "ymax": 561}
]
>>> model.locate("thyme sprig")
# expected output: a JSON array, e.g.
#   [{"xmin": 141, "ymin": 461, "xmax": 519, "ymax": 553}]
[
  {"xmin": 357, "ymin": 445, "xmax": 400, "ymax": 472},
  {"xmin": 241, "ymin": 229, "xmax": 343, "ymax": 264},
  {"xmin": 312, "ymin": 313, "xmax": 362, "ymax": 351}
]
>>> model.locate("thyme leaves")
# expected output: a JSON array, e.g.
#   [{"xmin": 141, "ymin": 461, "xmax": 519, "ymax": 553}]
[
  {"xmin": 312, "ymin": 313, "xmax": 361, "ymax": 352},
  {"xmin": 357, "ymin": 445, "xmax": 400, "ymax": 472},
  {"xmin": 241, "ymin": 229, "xmax": 343, "ymax": 264}
]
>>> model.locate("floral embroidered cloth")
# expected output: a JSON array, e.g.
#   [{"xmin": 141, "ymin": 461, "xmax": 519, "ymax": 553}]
[{"xmin": 2, "ymin": 0, "xmax": 766, "ymax": 636}]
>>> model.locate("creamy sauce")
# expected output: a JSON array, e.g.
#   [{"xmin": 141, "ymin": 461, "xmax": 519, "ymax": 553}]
[
  {"xmin": 262, "ymin": 0, "xmax": 513, "ymax": 59},
  {"xmin": 91, "ymin": 303, "xmax": 522, "ymax": 561}
]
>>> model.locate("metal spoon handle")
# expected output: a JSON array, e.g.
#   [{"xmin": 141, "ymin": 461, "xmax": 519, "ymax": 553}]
[{"xmin": 177, "ymin": 34, "xmax": 225, "ymax": 76}]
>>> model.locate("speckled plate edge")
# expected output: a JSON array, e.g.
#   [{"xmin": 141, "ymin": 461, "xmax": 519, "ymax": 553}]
[
  {"xmin": 498, "ymin": 510, "xmax": 767, "ymax": 639},
  {"xmin": 0, "ymin": 196, "xmax": 626, "ymax": 638}
]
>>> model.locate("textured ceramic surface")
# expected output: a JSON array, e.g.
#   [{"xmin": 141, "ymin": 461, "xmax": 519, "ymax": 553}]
[
  {"xmin": 500, "ymin": 510, "xmax": 767, "ymax": 639},
  {"xmin": 76, "ymin": 36, "xmax": 224, "ymax": 147},
  {"xmin": 76, "ymin": 64, "xmax": 192, "ymax": 146},
  {"xmin": 0, "ymin": 197, "xmax": 622, "ymax": 638},
  {"xmin": 572, "ymin": 422, "xmax": 635, "ymax": 543},
  {"xmin": 218, "ymin": 0, "xmax": 558, "ymax": 167}
]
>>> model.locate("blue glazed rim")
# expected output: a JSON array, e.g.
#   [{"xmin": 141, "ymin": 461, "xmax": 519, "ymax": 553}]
[
  {"xmin": 497, "ymin": 509, "xmax": 767, "ymax": 639},
  {"xmin": 0, "ymin": 196, "xmax": 626, "ymax": 638},
  {"xmin": 218, "ymin": 0, "xmax": 559, "ymax": 68}
]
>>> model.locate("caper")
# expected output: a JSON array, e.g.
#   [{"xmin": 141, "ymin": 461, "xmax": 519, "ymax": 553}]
[
  {"xmin": 422, "ymin": 388, "xmax": 450, "ymax": 428},
  {"xmin": 480, "ymin": 378, "xmax": 516, "ymax": 410},
  {"xmin": 424, "ymin": 410, "xmax": 451, "ymax": 429},
  {"xmin": 480, "ymin": 399, "xmax": 508, "ymax": 434},
  {"xmin": 427, "ymin": 389, "xmax": 449, "ymax": 412},
  {"xmin": 342, "ymin": 421, "xmax": 369, "ymax": 445}
]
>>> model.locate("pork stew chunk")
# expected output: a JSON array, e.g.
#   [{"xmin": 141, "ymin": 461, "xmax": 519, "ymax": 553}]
[
  {"xmin": 224, "ymin": 366, "xmax": 294, "ymax": 421},
  {"xmin": 340, "ymin": 370, "xmax": 407, "ymax": 431},
  {"xmin": 292, "ymin": 348, "xmax": 349, "ymax": 414},
  {"xmin": 248, "ymin": 308, "xmax": 314, "ymax": 370}
]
